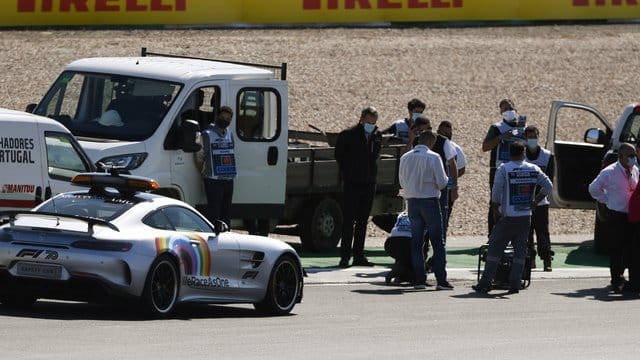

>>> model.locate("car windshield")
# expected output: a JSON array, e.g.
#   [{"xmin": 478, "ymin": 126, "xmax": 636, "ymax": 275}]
[
  {"xmin": 34, "ymin": 71, "xmax": 182, "ymax": 141},
  {"xmin": 37, "ymin": 193, "xmax": 135, "ymax": 221}
]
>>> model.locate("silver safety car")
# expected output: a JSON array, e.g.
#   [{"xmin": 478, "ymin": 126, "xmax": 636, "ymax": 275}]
[{"xmin": 0, "ymin": 172, "xmax": 303, "ymax": 317}]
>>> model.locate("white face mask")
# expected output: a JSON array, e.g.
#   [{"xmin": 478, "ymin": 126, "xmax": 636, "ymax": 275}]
[
  {"xmin": 526, "ymin": 139, "xmax": 539, "ymax": 149},
  {"xmin": 411, "ymin": 112, "xmax": 421, "ymax": 121},
  {"xmin": 502, "ymin": 110, "xmax": 518, "ymax": 122},
  {"xmin": 627, "ymin": 156, "xmax": 638, "ymax": 168}
]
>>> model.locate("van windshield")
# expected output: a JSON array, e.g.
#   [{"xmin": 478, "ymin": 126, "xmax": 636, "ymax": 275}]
[{"xmin": 34, "ymin": 71, "xmax": 182, "ymax": 141}]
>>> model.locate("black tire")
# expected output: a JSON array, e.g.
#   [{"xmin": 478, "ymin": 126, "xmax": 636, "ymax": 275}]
[
  {"xmin": 0, "ymin": 294, "xmax": 37, "ymax": 309},
  {"xmin": 254, "ymin": 255, "xmax": 301, "ymax": 316},
  {"xmin": 300, "ymin": 198, "xmax": 343, "ymax": 252},
  {"xmin": 141, "ymin": 255, "xmax": 180, "ymax": 318},
  {"xmin": 593, "ymin": 207, "xmax": 609, "ymax": 255}
]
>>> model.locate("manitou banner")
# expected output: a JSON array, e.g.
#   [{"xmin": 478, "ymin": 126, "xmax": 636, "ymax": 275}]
[{"xmin": 1, "ymin": 0, "xmax": 638, "ymax": 27}]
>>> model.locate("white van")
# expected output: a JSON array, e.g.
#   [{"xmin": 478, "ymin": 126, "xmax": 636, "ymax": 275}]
[
  {"xmin": 0, "ymin": 108, "xmax": 94, "ymax": 211},
  {"xmin": 30, "ymin": 50, "xmax": 288, "ymax": 227}
]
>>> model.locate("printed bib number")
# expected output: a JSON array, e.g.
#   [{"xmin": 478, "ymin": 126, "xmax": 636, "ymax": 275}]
[{"xmin": 508, "ymin": 170, "xmax": 538, "ymax": 211}]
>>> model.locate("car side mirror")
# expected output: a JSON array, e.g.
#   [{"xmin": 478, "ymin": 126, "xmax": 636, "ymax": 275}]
[
  {"xmin": 584, "ymin": 128, "xmax": 606, "ymax": 145},
  {"xmin": 214, "ymin": 219, "xmax": 229, "ymax": 236}
]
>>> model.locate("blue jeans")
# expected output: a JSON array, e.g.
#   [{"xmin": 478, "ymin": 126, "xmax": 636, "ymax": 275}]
[{"xmin": 407, "ymin": 198, "xmax": 447, "ymax": 285}]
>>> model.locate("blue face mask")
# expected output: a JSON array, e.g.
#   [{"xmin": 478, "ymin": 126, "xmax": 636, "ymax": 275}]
[
  {"xmin": 627, "ymin": 156, "xmax": 638, "ymax": 168},
  {"xmin": 363, "ymin": 123, "xmax": 376, "ymax": 134},
  {"xmin": 526, "ymin": 139, "xmax": 539, "ymax": 149}
]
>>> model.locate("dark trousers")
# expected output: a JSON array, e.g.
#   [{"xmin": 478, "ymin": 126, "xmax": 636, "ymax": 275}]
[
  {"xmin": 487, "ymin": 169, "xmax": 496, "ymax": 236},
  {"xmin": 631, "ymin": 224, "xmax": 640, "ymax": 291},
  {"xmin": 528, "ymin": 205, "xmax": 552, "ymax": 259},
  {"xmin": 341, "ymin": 182, "xmax": 375, "ymax": 261},
  {"xmin": 607, "ymin": 209, "xmax": 633, "ymax": 286},
  {"xmin": 440, "ymin": 188, "xmax": 450, "ymax": 243},
  {"xmin": 204, "ymin": 178, "xmax": 234, "ymax": 227}
]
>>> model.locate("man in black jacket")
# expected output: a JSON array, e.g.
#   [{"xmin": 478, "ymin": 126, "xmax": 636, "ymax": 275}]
[{"xmin": 335, "ymin": 106, "xmax": 382, "ymax": 267}]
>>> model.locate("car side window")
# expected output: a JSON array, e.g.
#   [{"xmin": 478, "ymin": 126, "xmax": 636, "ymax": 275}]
[
  {"xmin": 161, "ymin": 206, "xmax": 214, "ymax": 233},
  {"xmin": 143, "ymin": 210, "xmax": 175, "ymax": 230}
]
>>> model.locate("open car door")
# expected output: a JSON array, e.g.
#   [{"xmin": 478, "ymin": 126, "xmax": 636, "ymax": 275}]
[{"xmin": 546, "ymin": 101, "xmax": 612, "ymax": 209}]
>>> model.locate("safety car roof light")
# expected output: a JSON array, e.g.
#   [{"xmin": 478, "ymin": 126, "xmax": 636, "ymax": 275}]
[
  {"xmin": 633, "ymin": 105, "xmax": 640, "ymax": 114},
  {"xmin": 71, "ymin": 173, "xmax": 160, "ymax": 192}
]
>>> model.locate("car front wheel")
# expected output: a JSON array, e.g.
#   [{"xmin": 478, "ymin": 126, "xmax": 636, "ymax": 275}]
[
  {"xmin": 254, "ymin": 255, "xmax": 301, "ymax": 315},
  {"xmin": 141, "ymin": 255, "xmax": 179, "ymax": 318}
]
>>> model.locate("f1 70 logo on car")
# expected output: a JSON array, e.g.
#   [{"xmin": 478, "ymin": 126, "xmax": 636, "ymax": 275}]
[{"xmin": 16, "ymin": 248, "xmax": 59, "ymax": 260}]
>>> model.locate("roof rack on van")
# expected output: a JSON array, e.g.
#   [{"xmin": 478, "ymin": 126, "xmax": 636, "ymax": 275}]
[{"xmin": 140, "ymin": 47, "xmax": 287, "ymax": 81}]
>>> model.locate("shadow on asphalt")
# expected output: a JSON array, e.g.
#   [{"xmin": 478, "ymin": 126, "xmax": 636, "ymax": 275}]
[{"xmin": 551, "ymin": 287, "xmax": 640, "ymax": 302}]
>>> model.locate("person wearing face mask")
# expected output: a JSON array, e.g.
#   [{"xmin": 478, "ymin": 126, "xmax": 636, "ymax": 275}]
[
  {"xmin": 197, "ymin": 106, "xmax": 236, "ymax": 229},
  {"xmin": 482, "ymin": 99, "xmax": 527, "ymax": 237},
  {"xmin": 524, "ymin": 125, "xmax": 555, "ymax": 271},
  {"xmin": 437, "ymin": 120, "xmax": 467, "ymax": 218},
  {"xmin": 335, "ymin": 106, "xmax": 382, "ymax": 267},
  {"xmin": 382, "ymin": 98, "xmax": 425, "ymax": 144},
  {"xmin": 473, "ymin": 141, "xmax": 552, "ymax": 295},
  {"xmin": 589, "ymin": 143, "xmax": 639, "ymax": 294}
]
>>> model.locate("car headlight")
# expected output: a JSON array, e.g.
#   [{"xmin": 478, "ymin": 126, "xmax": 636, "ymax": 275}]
[{"xmin": 98, "ymin": 153, "xmax": 148, "ymax": 170}]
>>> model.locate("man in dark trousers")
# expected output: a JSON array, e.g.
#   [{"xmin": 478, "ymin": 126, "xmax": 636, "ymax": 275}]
[
  {"xmin": 589, "ymin": 142, "xmax": 639, "ymax": 294},
  {"xmin": 335, "ymin": 106, "xmax": 382, "ymax": 267},
  {"xmin": 524, "ymin": 125, "xmax": 555, "ymax": 271},
  {"xmin": 473, "ymin": 141, "xmax": 552, "ymax": 294},
  {"xmin": 482, "ymin": 99, "xmax": 527, "ymax": 237}
]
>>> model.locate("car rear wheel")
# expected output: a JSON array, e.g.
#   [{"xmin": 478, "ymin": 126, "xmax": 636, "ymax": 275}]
[
  {"xmin": 254, "ymin": 255, "xmax": 301, "ymax": 315},
  {"xmin": 141, "ymin": 255, "xmax": 179, "ymax": 318}
]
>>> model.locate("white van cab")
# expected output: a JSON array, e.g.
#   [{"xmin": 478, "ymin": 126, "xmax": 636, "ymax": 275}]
[
  {"xmin": 0, "ymin": 108, "xmax": 95, "ymax": 211},
  {"xmin": 30, "ymin": 49, "xmax": 288, "ymax": 229}
]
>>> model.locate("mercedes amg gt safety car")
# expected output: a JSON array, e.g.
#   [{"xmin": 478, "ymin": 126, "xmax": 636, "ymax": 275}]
[{"xmin": 0, "ymin": 172, "xmax": 303, "ymax": 317}]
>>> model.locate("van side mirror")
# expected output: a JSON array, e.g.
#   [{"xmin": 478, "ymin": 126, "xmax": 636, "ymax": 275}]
[
  {"xmin": 584, "ymin": 128, "xmax": 606, "ymax": 145},
  {"xmin": 25, "ymin": 103, "xmax": 37, "ymax": 113},
  {"xmin": 181, "ymin": 119, "xmax": 202, "ymax": 153}
]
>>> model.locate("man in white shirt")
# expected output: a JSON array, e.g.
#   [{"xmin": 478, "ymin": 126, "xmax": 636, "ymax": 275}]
[
  {"xmin": 399, "ymin": 130, "xmax": 452, "ymax": 290},
  {"xmin": 588, "ymin": 142, "xmax": 639, "ymax": 293}
]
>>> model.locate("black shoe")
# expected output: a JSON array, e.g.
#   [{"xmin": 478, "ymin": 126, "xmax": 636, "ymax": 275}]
[
  {"xmin": 436, "ymin": 282, "xmax": 454, "ymax": 291},
  {"xmin": 543, "ymin": 258, "xmax": 552, "ymax": 272},
  {"xmin": 610, "ymin": 282, "xmax": 624, "ymax": 294},
  {"xmin": 507, "ymin": 288, "xmax": 520, "ymax": 294},
  {"xmin": 338, "ymin": 259, "xmax": 350, "ymax": 268},
  {"xmin": 352, "ymin": 258, "xmax": 375, "ymax": 267},
  {"xmin": 472, "ymin": 284, "xmax": 490, "ymax": 294}
]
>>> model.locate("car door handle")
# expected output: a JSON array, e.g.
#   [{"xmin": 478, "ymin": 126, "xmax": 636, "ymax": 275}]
[{"xmin": 267, "ymin": 146, "xmax": 278, "ymax": 166}]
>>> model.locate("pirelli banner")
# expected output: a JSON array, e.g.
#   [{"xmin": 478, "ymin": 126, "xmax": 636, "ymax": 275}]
[{"xmin": 0, "ymin": 0, "xmax": 638, "ymax": 27}]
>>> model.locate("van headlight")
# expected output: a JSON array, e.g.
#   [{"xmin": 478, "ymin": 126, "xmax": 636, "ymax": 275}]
[{"xmin": 97, "ymin": 153, "xmax": 148, "ymax": 170}]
